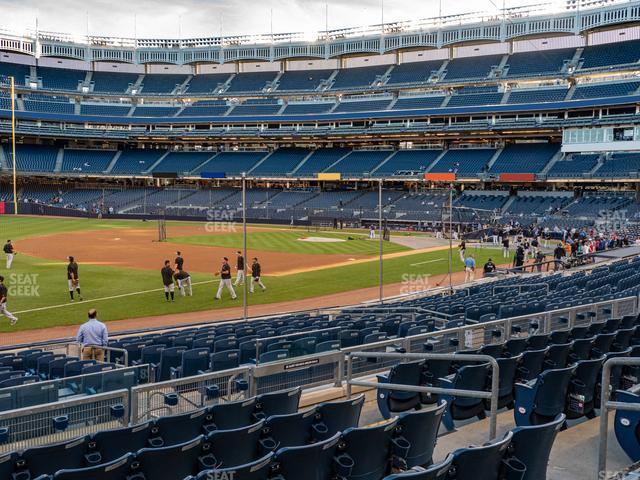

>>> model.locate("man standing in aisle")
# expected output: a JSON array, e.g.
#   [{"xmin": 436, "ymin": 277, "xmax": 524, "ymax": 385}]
[
  {"xmin": 234, "ymin": 251, "xmax": 245, "ymax": 286},
  {"xmin": 3, "ymin": 240, "xmax": 15, "ymax": 270},
  {"xmin": 161, "ymin": 260, "xmax": 175, "ymax": 302},
  {"xmin": 67, "ymin": 256, "xmax": 83, "ymax": 301},
  {"xmin": 216, "ymin": 257, "xmax": 237, "ymax": 300},
  {"xmin": 0, "ymin": 276, "xmax": 18, "ymax": 326},
  {"xmin": 250, "ymin": 257, "xmax": 267, "ymax": 293},
  {"xmin": 76, "ymin": 308, "xmax": 108, "ymax": 361}
]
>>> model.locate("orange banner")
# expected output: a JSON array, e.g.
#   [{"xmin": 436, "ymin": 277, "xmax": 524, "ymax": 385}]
[
  {"xmin": 499, "ymin": 173, "xmax": 535, "ymax": 182},
  {"xmin": 424, "ymin": 172, "xmax": 456, "ymax": 182}
]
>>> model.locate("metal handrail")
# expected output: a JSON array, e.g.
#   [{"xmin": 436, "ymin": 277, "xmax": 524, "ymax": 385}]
[
  {"xmin": 597, "ymin": 357, "xmax": 640, "ymax": 479},
  {"xmin": 345, "ymin": 351, "xmax": 500, "ymax": 440}
]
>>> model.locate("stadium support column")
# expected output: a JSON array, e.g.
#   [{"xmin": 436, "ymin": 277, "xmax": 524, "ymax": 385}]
[
  {"xmin": 10, "ymin": 76, "xmax": 17, "ymax": 215},
  {"xmin": 379, "ymin": 179, "xmax": 383, "ymax": 304},
  {"xmin": 242, "ymin": 173, "xmax": 248, "ymax": 321},
  {"xmin": 448, "ymin": 185, "xmax": 453, "ymax": 294}
]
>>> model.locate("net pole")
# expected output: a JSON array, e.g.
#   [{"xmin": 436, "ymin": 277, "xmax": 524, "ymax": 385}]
[
  {"xmin": 448, "ymin": 185, "xmax": 453, "ymax": 294},
  {"xmin": 10, "ymin": 76, "xmax": 17, "ymax": 216},
  {"xmin": 242, "ymin": 173, "xmax": 248, "ymax": 321},
  {"xmin": 378, "ymin": 179, "xmax": 383, "ymax": 304}
]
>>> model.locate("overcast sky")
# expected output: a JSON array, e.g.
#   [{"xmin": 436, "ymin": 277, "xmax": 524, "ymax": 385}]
[{"xmin": 0, "ymin": 0, "xmax": 551, "ymax": 39}]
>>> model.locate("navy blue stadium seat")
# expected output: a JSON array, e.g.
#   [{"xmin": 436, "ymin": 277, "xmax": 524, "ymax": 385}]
[
  {"xmin": 312, "ymin": 395, "xmax": 364, "ymax": 441},
  {"xmin": 211, "ymin": 349, "xmax": 240, "ymax": 371},
  {"xmin": 491, "ymin": 354, "xmax": 521, "ymax": 409},
  {"xmin": 171, "ymin": 347, "xmax": 210, "ymax": 378},
  {"xmin": 193, "ymin": 453, "xmax": 273, "ymax": 480},
  {"xmin": 449, "ymin": 431, "xmax": 519, "ymax": 480},
  {"xmin": 565, "ymin": 357, "xmax": 604, "ymax": 420},
  {"xmin": 87, "ymin": 422, "xmax": 152, "ymax": 464},
  {"xmin": 614, "ymin": 389, "xmax": 640, "ymax": 462},
  {"xmin": 134, "ymin": 436, "xmax": 207, "ymax": 479},
  {"xmin": 335, "ymin": 418, "xmax": 399, "ymax": 480},
  {"xmin": 259, "ymin": 349, "xmax": 289, "ymax": 363},
  {"xmin": 514, "ymin": 365, "xmax": 576, "ymax": 426},
  {"xmin": 440, "ymin": 363, "xmax": 490, "ymax": 431},
  {"xmin": 544, "ymin": 342, "xmax": 572, "ymax": 369},
  {"xmin": 0, "ymin": 453, "xmax": 17, "ymax": 480},
  {"xmin": 209, "ymin": 397, "xmax": 257, "ymax": 430},
  {"xmin": 260, "ymin": 408, "xmax": 317, "ymax": 450},
  {"xmin": 254, "ymin": 386, "xmax": 301, "ymax": 420},
  {"xmin": 155, "ymin": 346, "xmax": 188, "ymax": 381},
  {"xmin": 382, "ymin": 455, "xmax": 453, "ymax": 479},
  {"xmin": 54, "ymin": 453, "xmax": 134, "ymax": 480},
  {"xmin": 207, "ymin": 420, "xmax": 265, "ymax": 468},
  {"xmin": 377, "ymin": 361, "xmax": 424, "ymax": 418},
  {"xmin": 394, "ymin": 401, "xmax": 446, "ymax": 468},
  {"xmin": 271, "ymin": 432, "xmax": 341, "ymax": 480},
  {"xmin": 518, "ymin": 348, "xmax": 548, "ymax": 381},
  {"xmin": 510, "ymin": 414, "xmax": 565, "ymax": 480},
  {"xmin": 15, "ymin": 436, "xmax": 88, "ymax": 478},
  {"xmin": 63, "ymin": 360, "xmax": 96, "ymax": 378},
  {"xmin": 150, "ymin": 407, "xmax": 210, "ymax": 447}
]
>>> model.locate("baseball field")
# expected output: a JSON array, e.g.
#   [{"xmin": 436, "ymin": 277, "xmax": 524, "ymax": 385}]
[{"xmin": 0, "ymin": 215, "xmax": 500, "ymax": 337}]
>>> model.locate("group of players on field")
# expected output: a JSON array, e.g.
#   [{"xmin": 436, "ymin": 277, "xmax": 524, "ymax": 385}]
[{"xmin": 161, "ymin": 250, "xmax": 266, "ymax": 302}]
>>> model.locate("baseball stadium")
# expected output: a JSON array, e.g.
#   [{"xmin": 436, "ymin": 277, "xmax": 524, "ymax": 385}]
[{"xmin": 1, "ymin": 0, "xmax": 640, "ymax": 478}]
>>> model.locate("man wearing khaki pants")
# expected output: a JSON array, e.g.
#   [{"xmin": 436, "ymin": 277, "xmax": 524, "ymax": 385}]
[{"xmin": 76, "ymin": 309, "xmax": 108, "ymax": 362}]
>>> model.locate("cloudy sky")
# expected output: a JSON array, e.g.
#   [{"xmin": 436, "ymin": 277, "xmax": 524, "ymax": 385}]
[{"xmin": 0, "ymin": 0, "xmax": 554, "ymax": 39}]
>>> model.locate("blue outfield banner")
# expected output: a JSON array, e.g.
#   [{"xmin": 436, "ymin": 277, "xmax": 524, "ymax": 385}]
[{"xmin": 200, "ymin": 172, "xmax": 226, "ymax": 179}]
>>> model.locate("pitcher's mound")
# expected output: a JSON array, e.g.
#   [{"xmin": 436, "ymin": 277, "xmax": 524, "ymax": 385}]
[{"xmin": 298, "ymin": 236, "xmax": 346, "ymax": 243}]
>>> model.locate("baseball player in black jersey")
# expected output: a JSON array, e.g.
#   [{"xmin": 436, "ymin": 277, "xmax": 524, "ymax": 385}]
[
  {"xmin": 215, "ymin": 257, "xmax": 237, "ymax": 300},
  {"xmin": 234, "ymin": 251, "xmax": 245, "ymax": 286},
  {"xmin": 175, "ymin": 251, "xmax": 184, "ymax": 271},
  {"xmin": 3, "ymin": 240, "xmax": 15, "ymax": 270},
  {"xmin": 67, "ymin": 256, "xmax": 83, "ymax": 301},
  {"xmin": 250, "ymin": 257, "xmax": 266, "ymax": 293},
  {"xmin": 0, "ymin": 276, "xmax": 17, "ymax": 325},
  {"xmin": 161, "ymin": 260, "xmax": 175, "ymax": 301},
  {"xmin": 174, "ymin": 267, "xmax": 192, "ymax": 297}
]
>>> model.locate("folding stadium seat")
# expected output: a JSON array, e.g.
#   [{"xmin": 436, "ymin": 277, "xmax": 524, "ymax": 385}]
[
  {"xmin": 419, "ymin": 358, "xmax": 453, "ymax": 404},
  {"xmin": 86, "ymin": 422, "xmax": 151, "ymax": 465},
  {"xmin": 290, "ymin": 338, "xmax": 317, "ymax": 357},
  {"xmin": 394, "ymin": 402, "xmax": 446, "ymax": 469},
  {"xmin": 544, "ymin": 342, "xmax": 572, "ymax": 369},
  {"xmin": 133, "ymin": 345, "xmax": 165, "ymax": 366},
  {"xmin": 334, "ymin": 418, "xmax": 400, "ymax": 480},
  {"xmin": 36, "ymin": 353, "xmax": 65, "ymax": 379},
  {"xmin": 53, "ymin": 453, "xmax": 134, "ymax": 480},
  {"xmin": 620, "ymin": 315, "xmax": 639, "ymax": 329},
  {"xmin": 549, "ymin": 330, "xmax": 571, "ymax": 344},
  {"xmin": 236, "ymin": 326, "xmax": 258, "ymax": 338},
  {"xmin": 193, "ymin": 453, "xmax": 274, "ymax": 480},
  {"xmin": 592, "ymin": 332, "xmax": 617, "ymax": 357},
  {"xmin": 270, "ymin": 432, "xmax": 341, "ymax": 480},
  {"xmin": 518, "ymin": 348, "xmax": 548, "ymax": 381},
  {"xmin": 569, "ymin": 336, "xmax": 595, "ymax": 362},
  {"xmin": 0, "ymin": 452, "xmax": 17, "ymax": 480},
  {"xmin": 312, "ymin": 395, "xmax": 365, "ymax": 441},
  {"xmin": 440, "ymin": 363, "xmax": 491, "ymax": 431},
  {"xmin": 339, "ymin": 330, "xmax": 361, "ymax": 348},
  {"xmin": 24, "ymin": 351, "xmax": 54, "ymax": 375},
  {"xmin": 382, "ymin": 455, "xmax": 453, "ymax": 479},
  {"xmin": 587, "ymin": 322, "xmax": 607, "ymax": 337},
  {"xmin": 450, "ymin": 431, "xmax": 521, "ymax": 480},
  {"xmin": 62, "ymin": 360, "xmax": 96, "ymax": 378},
  {"xmin": 150, "ymin": 407, "xmax": 210, "ymax": 447},
  {"xmin": 526, "ymin": 334, "xmax": 550, "ymax": 350},
  {"xmin": 260, "ymin": 408, "xmax": 317, "ymax": 450},
  {"xmin": 490, "ymin": 354, "xmax": 521, "ymax": 410},
  {"xmin": 259, "ymin": 350, "xmax": 289, "ymax": 363},
  {"xmin": 209, "ymin": 397, "xmax": 257, "ymax": 430},
  {"xmin": 383, "ymin": 318, "xmax": 402, "ymax": 337},
  {"xmin": 211, "ymin": 349, "xmax": 240, "ymax": 371},
  {"xmin": 514, "ymin": 365, "xmax": 576, "ymax": 426},
  {"xmin": 192, "ymin": 337, "xmax": 215, "ymax": 352},
  {"xmin": 364, "ymin": 333, "xmax": 389, "ymax": 344},
  {"xmin": 206, "ymin": 420, "xmax": 265, "ymax": 468},
  {"xmin": 614, "ymin": 390, "xmax": 640, "ymax": 462},
  {"xmin": 613, "ymin": 328, "xmax": 635, "ymax": 351},
  {"xmin": 240, "ymin": 340, "xmax": 263, "ymax": 364},
  {"xmin": 14, "ymin": 436, "xmax": 88, "ymax": 478},
  {"xmin": 569, "ymin": 325, "xmax": 590, "ymax": 340},
  {"xmin": 134, "ymin": 436, "xmax": 208, "ymax": 479},
  {"xmin": 254, "ymin": 386, "xmax": 301, "ymax": 419},
  {"xmin": 602, "ymin": 318, "xmax": 622, "ymax": 334},
  {"xmin": 155, "ymin": 346, "xmax": 188, "ymax": 381},
  {"xmin": 565, "ymin": 357, "xmax": 604, "ymax": 420},
  {"xmin": 257, "ymin": 328, "xmax": 277, "ymax": 338},
  {"xmin": 377, "ymin": 361, "xmax": 424, "ymax": 419},
  {"xmin": 504, "ymin": 337, "xmax": 528, "ymax": 356},
  {"xmin": 171, "ymin": 348, "xmax": 210, "ymax": 378},
  {"xmin": 214, "ymin": 338, "xmax": 239, "ymax": 352},
  {"xmin": 508, "ymin": 414, "xmax": 565, "ymax": 480},
  {"xmin": 0, "ymin": 355, "xmax": 24, "ymax": 371}
]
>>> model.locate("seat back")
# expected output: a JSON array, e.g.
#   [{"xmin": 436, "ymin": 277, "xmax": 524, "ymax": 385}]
[
  {"xmin": 337, "ymin": 419, "xmax": 398, "ymax": 480},
  {"xmin": 135, "ymin": 436, "xmax": 204, "ymax": 480},
  {"xmin": 18, "ymin": 436, "xmax": 88, "ymax": 478},
  {"xmin": 210, "ymin": 397, "xmax": 257, "ymax": 430},
  {"xmin": 210, "ymin": 349, "xmax": 240, "ymax": 371},
  {"xmin": 90, "ymin": 422, "xmax": 151, "ymax": 464},
  {"xmin": 534, "ymin": 366, "xmax": 576, "ymax": 418},
  {"xmin": 450, "ymin": 431, "xmax": 513, "ymax": 480},
  {"xmin": 313, "ymin": 395, "xmax": 364, "ymax": 440},
  {"xmin": 382, "ymin": 455, "xmax": 453, "ymax": 479},
  {"xmin": 207, "ymin": 420, "xmax": 264, "ymax": 468},
  {"xmin": 152, "ymin": 408, "xmax": 208, "ymax": 447},
  {"xmin": 452, "ymin": 363, "xmax": 490, "ymax": 408},
  {"xmin": 272, "ymin": 432, "xmax": 341, "ymax": 480},
  {"xmin": 261, "ymin": 408, "xmax": 317, "ymax": 450},
  {"xmin": 54, "ymin": 453, "xmax": 134, "ymax": 480},
  {"xmin": 519, "ymin": 348, "xmax": 548, "ymax": 381},
  {"xmin": 527, "ymin": 334, "xmax": 549, "ymax": 350},
  {"xmin": 396, "ymin": 401, "xmax": 446, "ymax": 468},
  {"xmin": 195, "ymin": 453, "xmax": 273, "ymax": 480},
  {"xmin": 157, "ymin": 347, "xmax": 188, "ymax": 381},
  {"xmin": 180, "ymin": 348, "xmax": 211, "ymax": 377},
  {"xmin": 387, "ymin": 361, "xmax": 424, "ymax": 401},
  {"xmin": 510, "ymin": 414, "xmax": 565, "ymax": 480},
  {"xmin": 255, "ymin": 386, "xmax": 301, "ymax": 419},
  {"xmin": 140, "ymin": 345, "xmax": 165, "ymax": 364}
]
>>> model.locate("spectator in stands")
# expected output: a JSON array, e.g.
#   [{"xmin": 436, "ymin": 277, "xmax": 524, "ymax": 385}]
[
  {"xmin": 464, "ymin": 254, "xmax": 476, "ymax": 282},
  {"xmin": 553, "ymin": 243, "xmax": 566, "ymax": 271},
  {"xmin": 483, "ymin": 258, "xmax": 496, "ymax": 276},
  {"xmin": 77, "ymin": 308, "xmax": 108, "ymax": 362}
]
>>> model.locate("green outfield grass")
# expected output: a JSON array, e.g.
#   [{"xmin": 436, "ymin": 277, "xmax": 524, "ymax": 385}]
[
  {"xmin": 0, "ymin": 216, "xmax": 499, "ymax": 333},
  {"xmin": 169, "ymin": 230, "xmax": 409, "ymax": 255}
]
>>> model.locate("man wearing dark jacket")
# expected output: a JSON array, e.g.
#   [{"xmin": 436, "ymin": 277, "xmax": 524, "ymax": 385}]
[
  {"xmin": 215, "ymin": 257, "xmax": 237, "ymax": 300},
  {"xmin": 250, "ymin": 257, "xmax": 266, "ymax": 293},
  {"xmin": 161, "ymin": 260, "xmax": 175, "ymax": 301},
  {"xmin": 234, "ymin": 251, "xmax": 245, "ymax": 286}
]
